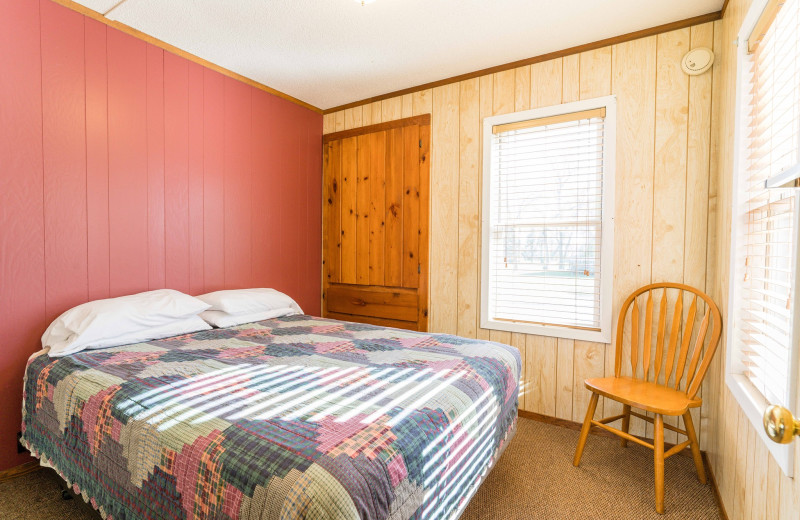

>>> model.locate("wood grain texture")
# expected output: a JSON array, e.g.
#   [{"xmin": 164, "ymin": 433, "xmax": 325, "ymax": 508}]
[
  {"xmin": 322, "ymin": 116, "xmax": 430, "ymax": 331},
  {"xmin": 457, "ymin": 78, "xmax": 480, "ymax": 338},
  {"xmin": 356, "ymin": 134, "xmax": 372, "ymax": 285},
  {"xmin": 322, "ymin": 23, "xmax": 719, "ymax": 455},
  {"xmin": 707, "ymin": 0, "xmax": 800, "ymax": 518},
  {"xmin": 430, "ymin": 83, "xmax": 460, "ymax": 334},
  {"xmin": 385, "ymin": 129, "xmax": 404, "ymax": 287}
]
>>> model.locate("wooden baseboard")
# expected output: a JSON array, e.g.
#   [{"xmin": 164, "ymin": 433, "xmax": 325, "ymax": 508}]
[
  {"xmin": 518, "ymin": 409, "xmax": 694, "ymax": 458},
  {"xmin": 519, "ymin": 409, "xmax": 728, "ymax": 519},
  {"xmin": 703, "ymin": 452, "xmax": 729, "ymax": 520},
  {"xmin": 0, "ymin": 461, "xmax": 40, "ymax": 483}
]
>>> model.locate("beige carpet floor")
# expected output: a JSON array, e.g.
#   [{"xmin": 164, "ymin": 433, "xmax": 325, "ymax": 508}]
[{"xmin": 0, "ymin": 417, "xmax": 721, "ymax": 519}]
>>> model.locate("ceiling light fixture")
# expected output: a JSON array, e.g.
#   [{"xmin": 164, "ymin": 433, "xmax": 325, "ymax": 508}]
[{"xmin": 356, "ymin": 0, "xmax": 377, "ymax": 5}]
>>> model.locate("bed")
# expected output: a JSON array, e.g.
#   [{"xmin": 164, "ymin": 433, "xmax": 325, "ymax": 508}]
[{"xmin": 21, "ymin": 314, "xmax": 520, "ymax": 520}]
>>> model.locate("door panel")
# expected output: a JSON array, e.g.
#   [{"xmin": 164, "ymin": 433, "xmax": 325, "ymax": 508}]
[
  {"xmin": 327, "ymin": 285, "xmax": 417, "ymax": 322},
  {"xmin": 322, "ymin": 115, "xmax": 430, "ymax": 331},
  {"xmin": 368, "ymin": 131, "xmax": 386, "ymax": 286},
  {"xmin": 340, "ymin": 137, "xmax": 357, "ymax": 284},
  {"xmin": 384, "ymin": 128, "xmax": 404, "ymax": 288},
  {"xmin": 402, "ymin": 124, "xmax": 420, "ymax": 290}
]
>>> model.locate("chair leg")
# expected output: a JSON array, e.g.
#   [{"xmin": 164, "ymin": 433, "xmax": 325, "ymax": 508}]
[
  {"xmin": 573, "ymin": 392, "xmax": 599, "ymax": 467},
  {"xmin": 620, "ymin": 404, "xmax": 631, "ymax": 448},
  {"xmin": 683, "ymin": 411, "xmax": 707, "ymax": 484},
  {"xmin": 654, "ymin": 414, "xmax": 665, "ymax": 515}
]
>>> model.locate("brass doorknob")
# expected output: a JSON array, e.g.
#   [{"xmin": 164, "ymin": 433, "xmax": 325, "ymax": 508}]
[{"xmin": 763, "ymin": 405, "xmax": 800, "ymax": 444}]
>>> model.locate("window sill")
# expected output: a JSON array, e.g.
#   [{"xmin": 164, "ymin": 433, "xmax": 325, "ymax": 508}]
[
  {"xmin": 726, "ymin": 373, "xmax": 795, "ymax": 477},
  {"xmin": 480, "ymin": 317, "xmax": 610, "ymax": 343}
]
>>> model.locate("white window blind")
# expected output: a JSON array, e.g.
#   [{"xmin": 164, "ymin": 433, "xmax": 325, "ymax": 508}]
[
  {"xmin": 732, "ymin": 0, "xmax": 800, "ymax": 408},
  {"xmin": 481, "ymin": 98, "xmax": 615, "ymax": 342}
]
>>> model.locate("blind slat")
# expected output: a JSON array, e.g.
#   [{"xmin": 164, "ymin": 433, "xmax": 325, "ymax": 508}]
[
  {"xmin": 733, "ymin": 0, "xmax": 799, "ymax": 407},
  {"xmin": 488, "ymin": 107, "xmax": 608, "ymax": 329}
]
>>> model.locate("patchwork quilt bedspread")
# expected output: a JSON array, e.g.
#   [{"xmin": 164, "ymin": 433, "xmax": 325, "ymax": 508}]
[{"xmin": 21, "ymin": 315, "xmax": 520, "ymax": 520}]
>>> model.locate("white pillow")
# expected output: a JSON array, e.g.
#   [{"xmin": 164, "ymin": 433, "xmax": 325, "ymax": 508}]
[
  {"xmin": 78, "ymin": 315, "xmax": 211, "ymax": 353},
  {"xmin": 196, "ymin": 288, "xmax": 303, "ymax": 316},
  {"xmin": 42, "ymin": 289, "xmax": 210, "ymax": 357},
  {"xmin": 199, "ymin": 307, "xmax": 300, "ymax": 328}
]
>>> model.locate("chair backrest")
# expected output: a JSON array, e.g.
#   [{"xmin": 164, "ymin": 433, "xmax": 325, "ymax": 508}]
[{"xmin": 614, "ymin": 282, "xmax": 722, "ymax": 400}]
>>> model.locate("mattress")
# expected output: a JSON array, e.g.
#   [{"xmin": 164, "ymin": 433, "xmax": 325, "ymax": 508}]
[{"xmin": 21, "ymin": 314, "xmax": 520, "ymax": 520}]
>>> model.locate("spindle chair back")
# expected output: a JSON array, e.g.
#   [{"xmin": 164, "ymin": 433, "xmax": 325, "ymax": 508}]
[{"xmin": 572, "ymin": 282, "xmax": 722, "ymax": 514}]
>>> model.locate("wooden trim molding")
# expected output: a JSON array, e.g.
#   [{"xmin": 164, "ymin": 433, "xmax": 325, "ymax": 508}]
[
  {"xmin": 49, "ymin": 0, "xmax": 322, "ymax": 114},
  {"xmin": 323, "ymin": 11, "xmax": 722, "ymax": 114},
  {"xmin": 322, "ymin": 114, "xmax": 431, "ymax": 143},
  {"xmin": 0, "ymin": 461, "xmax": 40, "ymax": 483},
  {"xmin": 518, "ymin": 409, "xmax": 697, "ymax": 458},
  {"xmin": 720, "ymin": 0, "xmax": 731, "ymax": 18}
]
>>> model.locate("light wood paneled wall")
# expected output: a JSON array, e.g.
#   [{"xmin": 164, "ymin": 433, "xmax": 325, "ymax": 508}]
[
  {"xmin": 323, "ymin": 23, "xmax": 717, "ymax": 446},
  {"xmin": 706, "ymin": 0, "xmax": 800, "ymax": 518}
]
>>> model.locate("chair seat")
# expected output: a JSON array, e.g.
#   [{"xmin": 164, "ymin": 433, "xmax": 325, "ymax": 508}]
[{"xmin": 584, "ymin": 376, "xmax": 702, "ymax": 416}]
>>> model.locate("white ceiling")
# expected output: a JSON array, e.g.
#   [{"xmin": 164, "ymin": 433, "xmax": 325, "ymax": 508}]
[{"xmin": 78, "ymin": 0, "xmax": 724, "ymax": 110}]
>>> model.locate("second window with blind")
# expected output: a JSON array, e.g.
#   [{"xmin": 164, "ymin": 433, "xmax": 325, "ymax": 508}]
[
  {"xmin": 728, "ymin": 0, "xmax": 800, "ymax": 476},
  {"xmin": 481, "ymin": 96, "xmax": 616, "ymax": 342}
]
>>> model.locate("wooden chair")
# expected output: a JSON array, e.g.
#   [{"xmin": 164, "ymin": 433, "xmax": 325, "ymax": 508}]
[{"xmin": 572, "ymin": 282, "xmax": 722, "ymax": 514}]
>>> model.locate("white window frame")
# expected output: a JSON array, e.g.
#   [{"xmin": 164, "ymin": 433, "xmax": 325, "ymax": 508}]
[
  {"xmin": 480, "ymin": 96, "xmax": 616, "ymax": 343},
  {"xmin": 726, "ymin": 0, "xmax": 800, "ymax": 477}
]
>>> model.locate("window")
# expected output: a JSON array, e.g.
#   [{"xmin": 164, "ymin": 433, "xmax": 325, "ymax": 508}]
[
  {"xmin": 728, "ymin": 0, "xmax": 800, "ymax": 476},
  {"xmin": 481, "ymin": 97, "xmax": 615, "ymax": 342}
]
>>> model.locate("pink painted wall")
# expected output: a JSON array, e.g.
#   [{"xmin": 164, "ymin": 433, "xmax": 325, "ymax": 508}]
[{"xmin": 0, "ymin": 0, "xmax": 322, "ymax": 471}]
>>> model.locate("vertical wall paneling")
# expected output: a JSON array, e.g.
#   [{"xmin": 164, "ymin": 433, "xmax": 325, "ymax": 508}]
[
  {"xmin": 107, "ymin": 29, "xmax": 149, "ymax": 296},
  {"xmin": 202, "ymin": 69, "xmax": 226, "ymax": 291},
  {"xmin": 344, "ymin": 106, "xmax": 362, "ymax": 130},
  {"xmin": 40, "ymin": 1, "xmax": 88, "ymax": 324},
  {"xmin": 488, "ymin": 70, "xmax": 515, "ymax": 346},
  {"xmin": 610, "ymin": 36, "xmax": 657, "ymax": 437},
  {"xmin": 430, "ymin": 84, "xmax": 460, "ymax": 334},
  {"xmin": 412, "ymin": 89, "xmax": 433, "ymax": 117},
  {"xmin": 710, "ymin": 0, "xmax": 800, "ymax": 516},
  {"xmin": 382, "ymin": 97, "xmax": 402, "ymax": 122},
  {"xmin": 573, "ymin": 47, "xmax": 613, "ymax": 423},
  {"xmin": 457, "ymin": 78, "xmax": 480, "ymax": 340},
  {"xmin": 0, "ymin": 0, "xmax": 46, "ymax": 470},
  {"xmin": 305, "ymin": 110, "xmax": 323, "ymax": 311},
  {"xmin": 188, "ymin": 63, "xmax": 205, "ymax": 295},
  {"xmin": 164, "ymin": 52, "xmax": 191, "ymax": 293},
  {"xmin": 146, "ymin": 45, "xmax": 166, "ymax": 290},
  {"xmin": 322, "ymin": 24, "xmax": 717, "ymax": 452},
  {"xmin": 686, "ymin": 22, "xmax": 714, "ymax": 448},
  {"xmin": 0, "ymin": 1, "xmax": 321, "ymax": 471},
  {"xmin": 476, "ymin": 74, "xmax": 493, "ymax": 342},
  {"xmin": 252, "ymin": 90, "xmax": 275, "ymax": 288},
  {"xmin": 223, "ymin": 78, "xmax": 253, "ymax": 289},
  {"xmin": 85, "ymin": 18, "xmax": 110, "ymax": 301}
]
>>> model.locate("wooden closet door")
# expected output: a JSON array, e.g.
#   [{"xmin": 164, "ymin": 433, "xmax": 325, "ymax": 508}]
[{"xmin": 322, "ymin": 115, "xmax": 430, "ymax": 331}]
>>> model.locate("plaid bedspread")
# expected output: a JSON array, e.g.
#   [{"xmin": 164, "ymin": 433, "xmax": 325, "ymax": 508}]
[{"xmin": 21, "ymin": 315, "xmax": 520, "ymax": 520}]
